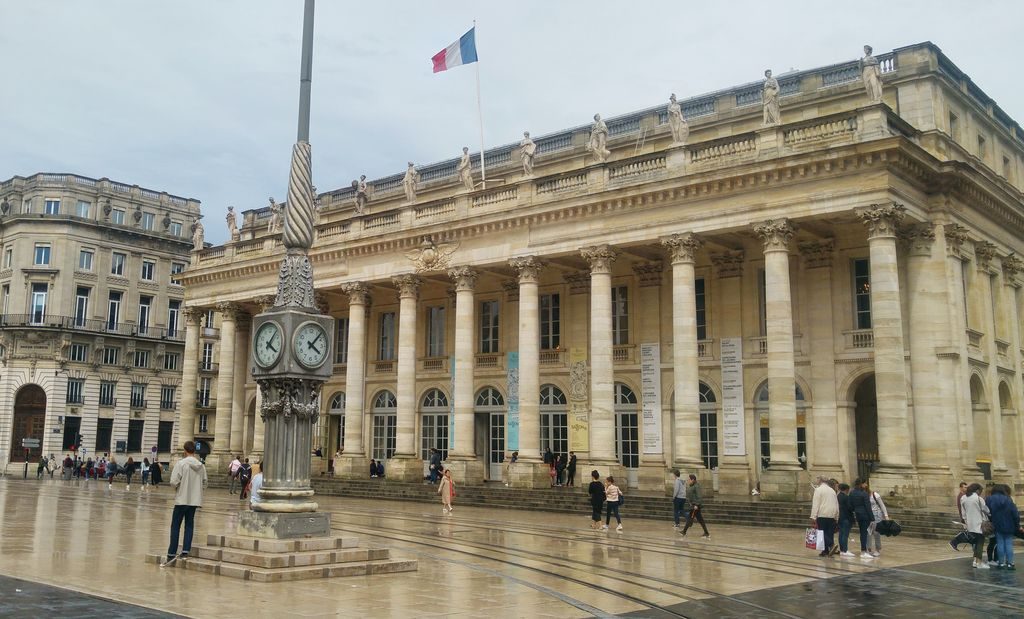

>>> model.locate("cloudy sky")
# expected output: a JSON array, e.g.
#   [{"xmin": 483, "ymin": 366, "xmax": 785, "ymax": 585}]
[{"xmin": 3, "ymin": 1, "xmax": 1023, "ymax": 244}]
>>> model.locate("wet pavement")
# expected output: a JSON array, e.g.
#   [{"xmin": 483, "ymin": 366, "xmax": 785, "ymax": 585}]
[{"xmin": 0, "ymin": 476, "xmax": 1019, "ymax": 618}]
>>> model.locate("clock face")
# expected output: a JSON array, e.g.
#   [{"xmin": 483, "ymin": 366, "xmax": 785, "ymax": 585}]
[
  {"xmin": 293, "ymin": 321, "xmax": 329, "ymax": 369},
  {"xmin": 254, "ymin": 322, "xmax": 283, "ymax": 368}
]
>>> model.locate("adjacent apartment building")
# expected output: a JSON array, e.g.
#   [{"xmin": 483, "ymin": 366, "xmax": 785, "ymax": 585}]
[{"xmin": 0, "ymin": 174, "xmax": 200, "ymax": 472}]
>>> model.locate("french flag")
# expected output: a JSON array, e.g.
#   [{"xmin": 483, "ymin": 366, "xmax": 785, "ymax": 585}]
[{"xmin": 431, "ymin": 27, "xmax": 478, "ymax": 73}]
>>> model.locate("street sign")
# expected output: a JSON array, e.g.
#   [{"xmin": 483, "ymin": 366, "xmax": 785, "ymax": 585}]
[{"xmin": 21, "ymin": 438, "xmax": 41, "ymax": 448}]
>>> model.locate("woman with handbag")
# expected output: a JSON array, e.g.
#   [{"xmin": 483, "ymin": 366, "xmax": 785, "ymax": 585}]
[
  {"xmin": 438, "ymin": 469, "xmax": 455, "ymax": 515},
  {"xmin": 961, "ymin": 483, "xmax": 992, "ymax": 569},
  {"xmin": 865, "ymin": 481, "xmax": 889, "ymax": 557}
]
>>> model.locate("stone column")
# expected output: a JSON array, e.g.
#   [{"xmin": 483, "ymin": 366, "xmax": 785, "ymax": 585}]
[
  {"xmin": 1001, "ymin": 257, "xmax": 1024, "ymax": 477},
  {"xmin": 799, "ymin": 241, "xmax": 843, "ymax": 478},
  {"xmin": 336, "ymin": 283, "xmax": 369, "ymax": 478},
  {"xmin": 632, "ymin": 261, "xmax": 668, "ymax": 490},
  {"xmin": 581, "ymin": 245, "xmax": 619, "ymax": 469},
  {"xmin": 211, "ymin": 302, "xmax": 239, "ymax": 470},
  {"xmin": 447, "ymin": 267, "xmax": 484, "ymax": 482},
  {"xmin": 975, "ymin": 242, "xmax": 1008, "ymax": 476},
  {"xmin": 509, "ymin": 256, "xmax": 549, "ymax": 487},
  {"xmin": 389, "ymin": 274, "xmax": 422, "ymax": 481},
  {"xmin": 661, "ymin": 233, "xmax": 704, "ymax": 472},
  {"xmin": 176, "ymin": 308, "xmax": 204, "ymax": 453},
  {"xmin": 229, "ymin": 314, "xmax": 250, "ymax": 454},
  {"xmin": 857, "ymin": 203, "xmax": 919, "ymax": 500}
]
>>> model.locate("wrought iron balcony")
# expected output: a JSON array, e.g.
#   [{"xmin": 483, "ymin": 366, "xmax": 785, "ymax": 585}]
[{"xmin": 0, "ymin": 313, "xmax": 185, "ymax": 342}]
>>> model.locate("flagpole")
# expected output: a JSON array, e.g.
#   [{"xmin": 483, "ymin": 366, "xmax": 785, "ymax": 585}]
[{"xmin": 473, "ymin": 19, "xmax": 486, "ymax": 189}]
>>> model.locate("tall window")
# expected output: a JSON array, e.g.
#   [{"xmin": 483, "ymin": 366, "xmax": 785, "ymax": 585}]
[
  {"xmin": 111, "ymin": 252, "xmax": 126, "ymax": 276},
  {"xmin": 170, "ymin": 262, "xmax": 185, "ymax": 284},
  {"xmin": 138, "ymin": 296, "xmax": 152, "ymax": 334},
  {"xmin": 167, "ymin": 300, "xmax": 181, "ymax": 336},
  {"xmin": 160, "ymin": 386, "xmax": 176, "ymax": 410},
  {"xmin": 378, "ymin": 312, "xmax": 396, "ymax": 360},
  {"xmin": 22, "ymin": 198, "xmax": 32, "ymax": 213},
  {"xmin": 420, "ymin": 389, "xmax": 450, "ymax": 460},
  {"xmin": 426, "ymin": 306, "xmax": 446, "ymax": 357},
  {"xmin": 44, "ymin": 198, "xmax": 60, "ymax": 215},
  {"xmin": 95, "ymin": 418, "xmax": 113, "ymax": 451},
  {"xmin": 198, "ymin": 414, "xmax": 209, "ymax": 433},
  {"xmin": 164, "ymin": 352, "xmax": 180, "ymax": 371},
  {"xmin": 158, "ymin": 421, "xmax": 174, "ymax": 452},
  {"xmin": 76, "ymin": 200, "xmax": 91, "ymax": 218},
  {"xmin": 69, "ymin": 343, "xmax": 88, "ymax": 362},
  {"xmin": 371, "ymin": 390, "xmax": 398, "ymax": 460},
  {"xmin": 335, "ymin": 317, "xmax": 349, "ymax": 364},
  {"xmin": 539, "ymin": 385, "xmax": 568, "ymax": 456},
  {"xmin": 140, "ymin": 260, "xmax": 156, "ymax": 281},
  {"xmin": 74, "ymin": 286, "xmax": 90, "ymax": 327},
  {"xmin": 3, "ymin": 247, "xmax": 12, "ymax": 268},
  {"xmin": 141, "ymin": 212, "xmax": 155, "ymax": 230},
  {"xmin": 102, "ymin": 346, "xmax": 120, "ymax": 365},
  {"xmin": 479, "ymin": 300, "xmax": 499, "ymax": 354},
  {"xmin": 695, "ymin": 277, "xmax": 707, "ymax": 341},
  {"xmin": 540, "ymin": 293, "xmax": 561, "ymax": 350},
  {"xmin": 169, "ymin": 221, "xmax": 183, "ymax": 237},
  {"xmin": 853, "ymin": 258, "xmax": 871, "ymax": 329},
  {"xmin": 948, "ymin": 111, "xmax": 960, "ymax": 142},
  {"xmin": 111, "ymin": 208, "xmax": 125, "ymax": 225},
  {"xmin": 130, "ymin": 383, "xmax": 146, "ymax": 408},
  {"xmin": 33, "ymin": 244, "xmax": 51, "ymax": 265},
  {"xmin": 201, "ymin": 342, "xmax": 214, "ymax": 370},
  {"xmin": 134, "ymin": 350, "xmax": 149, "ymax": 368},
  {"xmin": 99, "ymin": 382, "xmax": 116, "ymax": 406},
  {"xmin": 198, "ymin": 377, "xmax": 212, "ymax": 407},
  {"xmin": 613, "ymin": 384, "xmax": 639, "ymax": 469},
  {"xmin": 699, "ymin": 382, "xmax": 719, "ymax": 469},
  {"xmin": 78, "ymin": 249, "xmax": 94, "ymax": 271},
  {"xmin": 1, "ymin": 284, "xmax": 7, "ymax": 315},
  {"xmin": 611, "ymin": 286, "xmax": 629, "ymax": 346},
  {"xmin": 66, "ymin": 379, "xmax": 85, "ymax": 404},
  {"xmin": 127, "ymin": 420, "xmax": 144, "ymax": 452},
  {"xmin": 961, "ymin": 260, "xmax": 970, "ymax": 328},
  {"xmin": 30, "ymin": 283, "xmax": 48, "ymax": 324},
  {"xmin": 205, "ymin": 309, "xmax": 215, "ymax": 329},
  {"xmin": 758, "ymin": 269, "xmax": 767, "ymax": 336},
  {"xmin": 978, "ymin": 134, "xmax": 988, "ymax": 162},
  {"xmin": 107, "ymin": 291, "xmax": 122, "ymax": 329}
]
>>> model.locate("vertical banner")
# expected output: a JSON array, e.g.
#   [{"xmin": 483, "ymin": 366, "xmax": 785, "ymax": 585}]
[
  {"xmin": 568, "ymin": 347, "xmax": 590, "ymax": 452},
  {"xmin": 448, "ymin": 355, "xmax": 456, "ymax": 450},
  {"xmin": 640, "ymin": 343, "xmax": 663, "ymax": 454},
  {"xmin": 720, "ymin": 337, "xmax": 746, "ymax": 456},
  {"xmin": 506, "ymin": 352, "xmax": 519, "ymax": 450}
]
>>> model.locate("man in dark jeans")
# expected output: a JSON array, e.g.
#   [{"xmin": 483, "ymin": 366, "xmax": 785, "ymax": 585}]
[
  {"xmin": 428, "ymin": 448, "xmax": 441, "ymax": 484},
  {"xmin": 671, "ymin": 469, "xmax": 687, "ymax": 530},
  {"xmin": 164, "ymin": 441, "xmax": 208, "ymax": 566},
  {"xmin": 849, "ymin": 478, "xmax": 875, "ymax": 560},
  {"xmin": 680, "ymin": 474, "xmax": 710, "ymax": 539}
]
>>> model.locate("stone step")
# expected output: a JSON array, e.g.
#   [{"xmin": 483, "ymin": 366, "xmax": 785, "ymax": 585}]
[
  {"xmin": 193, "ymin": 545, "xmax": 392, "ymax": 569},
  {"xmin": 204, "ymin": 533, "xmax": 360, "ymax": 553},
  {"xmin": 147, "ymin": 554, "xmax": 418, "ymax": 582}
]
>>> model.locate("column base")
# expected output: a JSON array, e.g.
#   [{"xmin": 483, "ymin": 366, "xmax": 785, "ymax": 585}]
[
  {"xmin": 237, "ymin": 510, "xmax": 331, "ymax": 539},
  {"xmin": 915, "ymin": 465, "xmax": 954, "ymax": 508},
  {"xmin": 443, "ymin": 456, "xmax": 486, "ymax": 486},
  {"xmin": 758, "ymin": 467, "xmax": 812, "ymax": 501},
  {"xmin": 585, "ymin": 459, "xmax": 624, "ymax": 487},
  {"xmin": 508, "ymin": 461, "xmax": 555, "ymax": 488},
  {"xmin": 869, "ymin": 466, "xmax": 924, "ymax": 508},
  {"xmin": 203, "ymin": 452, "xmax": 232, "ymax": 480},
  {"xmin": 636, "ymin": 463, "xmax": 667, "ymax": 493},
  {"xmin": 384, "ymin": 455, "xmax": 424, "ymax": 483},
  {"xmin": 714, "ymin": 459, "xmax": 755, "ymax": 498},
  {"xmin": 310, "ymin": 456, "xmax": 329, "ymax": 478},
  {"xmin": 333, "ymin": 454, "xmax": 370, "ymax": 480}
]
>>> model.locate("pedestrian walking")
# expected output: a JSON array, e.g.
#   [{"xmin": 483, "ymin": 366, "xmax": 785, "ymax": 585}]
[
  {"xmin": 62, "ymin": 454, "xmax": 73, "ymax": 481},
  {"xmin": 141, "ymin": 458, "xmax": 150, "ymax": 490},
  {"xmin": 954, "ymin": 481, "xmax": 967, "ymax": 526},
  {"xmin": 957, "ymin": 483, "xmax": 991, "ymax": 569},
  {"xmin": 438, "ymin": 469, "xmax": 455, "ymax": 515},
  {"xmin": 588, "ymin": 470, "xmax": 604, "ymax": 530},
  {"xmin": 602, "ymin": 476, "xmax": 623, "ymax": 532},
  {"xmin": 227, "ymin": 455, "xmax": 241, "ymax": 494},
  {"xmin": 238, "ymin": 459, "xmax": 253, "ymax": 501},
  {"xmin": 428, "ymin": 448, "xmax": 442, "ymax": 484},
  {"xmin": 849, "ymin": 479, "xmax": 875, "ymax": 560},
  {"xmin": 985, "ymin": 484, "xmax": 1019, "ymax": 569},
  {"xmin": 837, "ymin": 483, "xmax": 856, "ymax": 557},
  {"xmin": 566, "ymin": 452, "xmax": 577, "ymax": 487},
  {"xmin": 106, "ymin": 456, "xmax": 119, "ymax": 489},
  {"xmin": 671, "ymin": 469, "xmax": 687, "ymax": 531},
  {"xmin": 680, "ymin": 474, "xmax": 710, "ymax": 539},
  {"xmin": 163, "ymin": 441, "xmax": 208, "ymax": 567},
  {"xmin": 150, "ymin": 460, "xmax": 163, "ymax": 487},
  {"xmin": 123, "ymin": 457, "xmax": 136, "ymax": 491},
  {"xmin": 810, "ymin": 475, "xmax": 840, "ymax": 557},
  {"xmin": 36, "ymin": 458, "xmax": 47, "ymax": 479},
  {"xmin": 865, "ymin": 481, "xmax": 889, "ymax": 557},
  {"xmin": 248, "ymin": 462, "xmax": 264, "ymax": 509}
]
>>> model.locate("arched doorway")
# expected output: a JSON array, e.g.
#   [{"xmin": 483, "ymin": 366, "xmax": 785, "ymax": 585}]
[
  {"xmin": 970, "ymin": 375, "xmax": 992, "ymax": 479},
  {"xmin": 371, "ymin": 390, "xmax": 397, "ymax": 464},
  {"xmin": 475, "ymin": 387, "xmax": 505, "ymax": 480},
  {"xmin": 11, "ymin": 385, "xmax": 46, "ymax": 463},
  {"xmin": 699, "ymin": 382, "xmax": 719, "ymax": 470},
  {"xmin": 754, "ymin": 381, "xmax": 809, "ymax": 471},
  {"xmin": 539, "ymin": 385, "xmax": 568, "ymax": 457},
  {"xmin": 327, "ymin": 392, "xmax": 345, "ymax": 456},
  {"xmin": 614, "ymin": 383, "xmax": 639, "ymax": 488},
  {"xmin": 420, "ymin": 388, "xmax": 450, "ymax": 477},
  {"xmin": 853, "ymin": 374, "xmax": 878, "ymax": 482}
]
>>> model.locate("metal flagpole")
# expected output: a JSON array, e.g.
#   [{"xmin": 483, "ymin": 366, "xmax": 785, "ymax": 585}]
[{"xmin": 474, "ymin": 19, "xmax": 486, "ymax": 189}]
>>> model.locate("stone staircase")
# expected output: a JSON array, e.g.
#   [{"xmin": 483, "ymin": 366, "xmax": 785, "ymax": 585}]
[{"xmin": 146, "ymin": 533, "xmax": 418, "ymax": 582}]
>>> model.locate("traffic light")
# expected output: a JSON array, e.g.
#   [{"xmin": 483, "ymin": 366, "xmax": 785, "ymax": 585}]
[{"xmin": 77, "ymin": 434, "xmax": 84, "ymax": 448}]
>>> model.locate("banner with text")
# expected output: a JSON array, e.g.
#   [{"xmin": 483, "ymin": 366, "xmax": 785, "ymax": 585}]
[
  {"xmin": 568, "ymin": 347, "xmax": 590, "ymax": 452},
  {"xmin": 507, "ymin": 352, "xmax": 520, "ymax": 451},
  {"xmin": 720, "ymin": 337, "xmax": 746, "ymax": 456},
  {"xmin": 640, "ymin": 343, "xmax": 663, "ymax": 453}
]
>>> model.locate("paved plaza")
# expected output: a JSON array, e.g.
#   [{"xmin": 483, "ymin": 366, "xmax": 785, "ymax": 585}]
[{"xmin": 0, "ymin": 477, "xmax": 1020, "ymax": 618}]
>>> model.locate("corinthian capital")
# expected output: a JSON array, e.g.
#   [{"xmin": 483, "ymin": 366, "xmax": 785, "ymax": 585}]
[
  {"xmin": 341, "ymin": 282, "xmax": 370, "ymax": 305},
  {"xmin": 509, "ymin": 256, "xmax": 546, "ymax": 284},
  {"xmin": 183, "ymin": 307, "xmax": 205, "ymax": 325},
  {"xmin": 974, "ymin": 241, "xmax": 997, "ymax": 271},
  {"xmin": 898, "ymin": 223, "xmax": 935, "ymax": 257},
  {"xmin": 661, "ymin": 232, "xmax": 703, "ymax": 264},
  {"xmin": 252, "ymin": 295, "xmax": 276, "ymax": 313},
  {"xmin": 392, "ymin": 274, "xmax": 422, "ymax": 299},
  {"xmin": 753, "ymin": 219, "xmax": 794, "ymax": 252},
  {"xmin": 856, "ymin": 202, "xmax": 906, "ymax": 239},
  {"xmin": 580, "ymin": 244, "xmax": 619, "ymax": 274},
  {"xmin": 1003, "ymin": 255, "xmax": 1024, "ymax": 283},
  {"xmin": 943, "ymin": 223, "xmax": 970, "ymax": 258},
  {"xmin": 216, "ymin": 302, "xmax": 242, "ymax": 321},
  {"xmin": 447, "ymin": 266, "xmax": 479, "ymax": 292}
]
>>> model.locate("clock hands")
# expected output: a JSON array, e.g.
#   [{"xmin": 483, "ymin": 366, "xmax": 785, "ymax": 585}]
[{"xmin": 305, "ymin": 339, "xmax": 322, "ymax": 355}]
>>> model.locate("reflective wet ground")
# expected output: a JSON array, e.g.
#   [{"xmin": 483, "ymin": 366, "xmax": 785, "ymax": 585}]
[{"xmin": 0, "ymin": 477, "xmax": 1019, "ymax": 618}]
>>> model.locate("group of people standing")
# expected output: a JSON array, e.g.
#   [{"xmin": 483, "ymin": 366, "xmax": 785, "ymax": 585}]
[
  {"xmin": 952, "ymin": 481, "xmax": 1021, "ymax": 570},
  {"xmin": 44, "ymin": 453, "xmax": 163, "ymax": 490},
  {"xmin": 543, "ymin": 448, "xmax": 577, "ymax": 487},
  {"xmin": 811, "ymin": 476, "xmax": 891, "ymax": 560}
]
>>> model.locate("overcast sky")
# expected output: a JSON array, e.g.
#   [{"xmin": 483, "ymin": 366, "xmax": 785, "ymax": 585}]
[{"xmin": 3, "ymin": 1, "xmax": 1023, "ymax": 244}]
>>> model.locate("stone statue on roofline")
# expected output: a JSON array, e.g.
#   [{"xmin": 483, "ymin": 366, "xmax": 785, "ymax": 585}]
[
  {"xmin": 587, "ymin": 113, "xmax": 610, "ymax": 163},
  {"xmin": 457, "ymin": 147, "xmax": 474, "ymax": 191},
  {"xmin": 192, "ymin": 218, "xmax": 205, "ymax": 250},
  {"xmin": 762, "ymin": 69, "xmax": 781, "ymax": 126},
  {"xmin": 861, "ymin": 44, "xmax": 883, "ymax": 103},
  {"xmin": 520, "ymin": 131, "xmax": 537, "ymax": 176},
  {"xmin": 352, "ymin": 176, "xmax": 369, "ymax": 214},
  {"xmin": 403, "ymin": 162, "xmax": 420, "ymax": 203},
  {"xmin": 667, "ymin": 94, "xmax": 689, "ymax": 144},
  {"xmin": 226, "ymin": 206, "xmax": 239, "ymax": 241},
  {"xmin": 268, "ymin": 197, "xmax": 282, "ymax": 234}
]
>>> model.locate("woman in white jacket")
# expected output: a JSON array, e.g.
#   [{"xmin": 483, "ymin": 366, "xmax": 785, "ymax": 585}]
[
  {"xmin": 960, "ymin": 483, "xmax": 991, "ymax": 569},
  {"xmin": 864, "ymin": 481, "xmax": 889, "ymax": 557}
]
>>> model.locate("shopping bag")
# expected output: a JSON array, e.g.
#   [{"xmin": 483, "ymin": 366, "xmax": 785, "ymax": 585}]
[{"xmin": 804, "ymin": 527, "xmax": 818, "ymax": 549}]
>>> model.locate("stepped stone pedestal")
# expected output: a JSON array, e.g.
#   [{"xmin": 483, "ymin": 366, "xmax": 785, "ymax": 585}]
[
  {"xmin": 385, "ymin": 455, "xmax": 426, "ymax": 483},
  {"xmin": 758, "ymin": 467, "xmax": 811, "ymax": 501},
  {"xmin": 507, "ymin": 461, "xmax": 554, "ymax": 488}
]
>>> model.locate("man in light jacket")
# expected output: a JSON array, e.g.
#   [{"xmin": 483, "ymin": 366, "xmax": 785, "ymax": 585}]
[
  {"xmin": 671, "ymin": 469, "xmax": 687, "ymax": 530},
  {"xmin": 165, "ymin": 441, "xmax": 208, "ymax": 564},
  {"xmin": 810, "ymin": 475, "xmax": 841, "ymax": 557}
]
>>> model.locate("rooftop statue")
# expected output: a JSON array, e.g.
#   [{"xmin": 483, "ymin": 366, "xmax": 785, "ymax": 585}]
[
  {"xmin": 861, "ymin": 45, "xmax": 883, "ymax": 103},
  {"xmin": 520, "ymin": 131, "xmax": 537, "ymax": 176},
  {"xmin": 403, "ymin": 162, "xmax": 420, "ymax": 203},
  {"xmin": 762, "ymin": 70, "xmax": 781, "ymax": 126},
  {"xmin": 457, "ymin": 147, "xmax": 474, "ymax": 191},
  {"xmin": 587, "ymin": 114, "xmax": 610, "ymax": 163},
  {"xmin": 667, "ymin": 94, "xmax": 689, "ymax": 144}
]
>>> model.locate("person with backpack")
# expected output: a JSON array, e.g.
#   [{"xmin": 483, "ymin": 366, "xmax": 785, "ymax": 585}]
[
  {"xmin": 864, "ymin": 481, "xmax": 889, "ymax": 557},
  {"xmin": 837, "ymin": 483, "xmax": 856, "ymax": 557},
  {"xmin": 985, "ymin": 484, "xmax": 1019, "ymax": 569},
  {"xmin": 566, "ymin": 452, "xmax": 577, "ymax": 488},
  {"xmin": 228, "ymin": 455, "xmax": 242, "ymax": 494},
  {"xmin": 238, "ymin": 458, "xmax": 253, "ymax": 501}
]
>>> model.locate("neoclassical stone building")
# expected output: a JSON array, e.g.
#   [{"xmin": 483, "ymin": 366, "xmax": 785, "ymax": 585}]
[
  {"xmin": 0, "ymin": 174, "xmax": 200, "ymax": 472},
  {"xmin": 180, "ymin": 43, "xmax": 1024, "ymax": 505}
]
